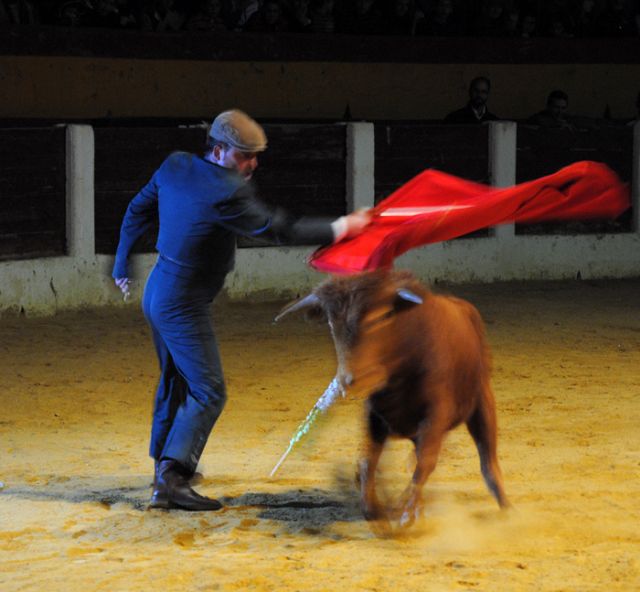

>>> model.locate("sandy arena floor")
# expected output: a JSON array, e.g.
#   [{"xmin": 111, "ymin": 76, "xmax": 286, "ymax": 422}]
[{"xmin": 0, "ymin": 278, "xmax": 639, "ymax": 591}]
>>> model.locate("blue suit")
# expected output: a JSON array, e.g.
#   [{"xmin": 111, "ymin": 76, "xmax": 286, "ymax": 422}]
[{"xmin": 113, "ymin": 152, "xmax": 334, "ymax": 473}]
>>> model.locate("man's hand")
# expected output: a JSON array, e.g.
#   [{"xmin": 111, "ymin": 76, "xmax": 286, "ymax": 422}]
[
  {"xmin": 114, "ymin": 278, "xmax": 131, "ymax": 301},
  {"xmin": 332, "ymin": 209, "xmax": 372, "ymax": 242}
]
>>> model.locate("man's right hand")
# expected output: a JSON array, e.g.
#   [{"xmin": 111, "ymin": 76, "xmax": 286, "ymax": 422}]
[
  {"xmin": 331, "ymin": 209, "xmax": 372, "ymax": 242},
  {"xmin": 343, "ymin": 209, "xmax": 372, "ymax": 238},
  {"xmin": 114, "ymin": 278, "xmax": 130, "ymax": 299}
]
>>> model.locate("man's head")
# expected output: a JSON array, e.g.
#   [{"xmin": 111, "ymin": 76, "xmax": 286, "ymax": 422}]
[
  {"xmin": 263, "ymin": 0, "xmax": 283, "ymax": 24},
  {"xmin": 468, "ymin": 76, "xmax": 491, "ymax": 109},
  {"xmin": 207, "ymin": 109, "xmax": 267, "ymax": 180},
  {"xmin": 545, "ymin": 90, "xmax": 569, "ymax": 120},
  {"xmin": 434, "ymin": 0, "xmax": 453, "ymax": 19}
]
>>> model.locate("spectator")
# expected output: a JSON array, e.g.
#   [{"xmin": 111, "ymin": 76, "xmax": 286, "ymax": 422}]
[
  {"xmin": 56, "ymin": 0, "xmax": 90, "ymax": 26},
  {"xmin": 116, "ymin": 0, "xmax": 139, "ymax": 28},
  {"xmin": 540, "ymin": 0, "xmax": 575, "ymax": 37},
  {"xmin": 574, "ymin": 0, "xmax": 600, "ymax": 37},
  {"xmin": 416, "ymin": 0, "xmax": 461, "ymax": 36},
  {"xmin": 340, "ymin": 0, "xmax": 385, "ymax": 35},
  {"xmin": 231, "ymin": 0, "xmax": 261, "ymax": 29},
  {"xmin": 526, "ymin": 90, "xmax": 576, "ymax": 130},
  {"xmin": 84, "ymin": 0, "xmax": 121, "ymax": 28},
  {"xmin": 0, "ymin": 1, "xmax": 9, "ymax": 23},
  {"xmin": 472, "ymin": 0, "xmax": 506, "ymax": 37},
  {"xmin": 598, "ymin": 0, "xmax": 636, "ymax": 37},
  {"xmin": 385, "ymin": 0, "xmax": 418, "ymax": 36},
  {"xmin": 444, "ymin": 76, "xmax": 499, "ymax": 124},
  {"xmin": 244, "ymin": 0, "xmax": 289, "ymax": 31},
  {"xmin": 186, "ymin": 0, "xmax": 227, "ymax": 30},
  {"xmin": 4, "ymin": 0, "xmax": 37, "ymax": 23},
  {"xmin": 142, "ymin": 0, "xmax": 187, "ymax": 32},
  {"xmin": 520, "ymin": 12, "xmax": 538, "ymax": 38},
  {"xmin": 502, "ymin": 8, "xmax": 520, "ymax": 37},
  {"xmin": 547, "ymin": 13, "xmax": 574, "ymax": 37},
  {"xmin": 285, "ymin": 0, "xmax": 312, "ymax": 32},
  {"xmin": 309, "ymin": 0, "xmax": 334, "ymax": 33}
]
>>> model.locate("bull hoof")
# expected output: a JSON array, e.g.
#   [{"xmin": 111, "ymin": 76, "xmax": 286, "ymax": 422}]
[
  {"xmin": 398, "ymin": 503, "xmax": 421, "ymax": 528},
  {"xmin": 399, "ymin": 508, "xmax": 415, "ymax": 528},
  {"xmin": 362, "ymin": 505, "xmax": 382, "ymax": 521}
]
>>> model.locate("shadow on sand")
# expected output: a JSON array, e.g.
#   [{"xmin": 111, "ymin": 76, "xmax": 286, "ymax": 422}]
[
  {"xmin": 221, "ymin": 469, "xmax": 365, "ymax": 533},
  {"xmin": 0, "ymin": 470, "xmax": 365, "ymax": 531}
]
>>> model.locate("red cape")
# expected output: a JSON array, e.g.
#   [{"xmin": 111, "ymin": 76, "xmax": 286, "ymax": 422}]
[{"xmin": 309, "ymin": 161, "xmax": 630, "ymax": 274}]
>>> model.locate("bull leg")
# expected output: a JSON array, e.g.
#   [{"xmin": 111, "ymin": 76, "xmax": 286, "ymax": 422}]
[
  {"xmin": 466, "ymin": 392, "xmax": 510, "ymax": 509},
  {"xmin": 400, "ymin": 419, "xmax": 445, "ymax": 528},
  {"xmin": 358, "ymin": 408, "xmax": 389, "ymax": 521}
]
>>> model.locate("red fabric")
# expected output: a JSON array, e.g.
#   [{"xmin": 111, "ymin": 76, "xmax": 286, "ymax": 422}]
[{"xmin": 310, "ymin": 161, "xmax": 630, "ymax": 274}]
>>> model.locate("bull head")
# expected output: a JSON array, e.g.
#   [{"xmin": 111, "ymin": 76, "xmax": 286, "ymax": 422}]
[{"xmin": 275, "ymin": 271, "xmax": 424, "ymax": 394}]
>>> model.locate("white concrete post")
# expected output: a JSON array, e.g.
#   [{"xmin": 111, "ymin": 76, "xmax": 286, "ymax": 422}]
[
  {"xmin": 65, "ymin": 124, "xmax": 95, "ymax": 259},
  {"xmin": 488, "ymin": 121, "xmax": 517, "ymax": 240},
  {"xmin": 633, "ymin": 121, "xmax": 640, "ymax": 233},
  {"xmin": 346, "ymin": 122, "xmax": 375, "ymax": 212}
]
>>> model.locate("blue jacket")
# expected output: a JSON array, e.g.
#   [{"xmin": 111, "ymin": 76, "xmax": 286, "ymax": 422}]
[{"xmin": 112, "ymin": 152, "xmax": 334, "ymax": 279}]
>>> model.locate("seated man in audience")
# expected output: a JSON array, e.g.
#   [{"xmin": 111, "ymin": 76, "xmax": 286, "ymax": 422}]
[
  {"xmin": 244, "ymin": 0, "xmax": 290, "ymax": 32},
  {"xmin": 444, "ymin": 76, "xmax": 500, "ymax": 124},
  {"xmin": 4, "ymin": 0, "xmax": 37, "ymax": 23},
  {"xmin": 83, "ymin": 0, "xmax": 121, "ymax": 28},
  {"xmin": 416, "ymin": 0, "xmax": 462, "ymax": 36},
  {"xmin": 526, "ymin": 90, "xmax": 576, "ymax": 130},
  {"xmin": 309, "ymin": 0, "xmax": 335, "ymax": 34},
  {"xmin": 185, "ymin": 0, "xmax": 228, "ymax": 31}
]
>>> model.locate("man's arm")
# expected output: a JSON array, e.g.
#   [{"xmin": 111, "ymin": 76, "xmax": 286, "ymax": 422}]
[
  {"xmin": 112, "ymin": 172, "xmax": 160, "ymax": 289},
  {"xmin": 216, "ymin": 184, "xmax": 369, "ymax": 246}
]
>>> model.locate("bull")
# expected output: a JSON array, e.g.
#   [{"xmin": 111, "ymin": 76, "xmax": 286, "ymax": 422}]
[{"xmin": 276, "ymin": 269, "xmax": 510, "ymax": 528}]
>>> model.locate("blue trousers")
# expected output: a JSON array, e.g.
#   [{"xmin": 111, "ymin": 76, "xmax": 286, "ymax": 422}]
[{"xmin": 142, "ymin": 256, "xmax": 227, "ymax": 474}]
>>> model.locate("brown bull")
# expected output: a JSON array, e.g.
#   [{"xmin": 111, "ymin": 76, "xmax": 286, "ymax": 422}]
[{"xmin": 277, "ymin": 270, "xmax": 510, "ymax": 528}]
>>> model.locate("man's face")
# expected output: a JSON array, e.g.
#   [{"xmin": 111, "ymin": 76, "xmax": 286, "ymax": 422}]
[
  {"xmin": 435, "ymin": 0, "xmax": 452, "ymax": 17},
  {"xmin": 547, "ymin": 97, "xmax": 568, "ymax": 120},
  {"xmin": 469, "ymin": 80, "xmax": 490, "ymax": 108},
  {"xmin": 216, "ymin": 145, "xmax": 259, "ymax": 181},
  {"xmin": 264, "ymin": 2, "xmax": 281, "ymax": 24},
  {"xmin": 394, "ymin": 0, "xmax": 410, "ymax": 16},
  {"xmin": 522, "ymin": 15, "xmax": 536, "ymax": 34},
  {"xmin": 205, "ymin": 0, "xmax": 221, "ymax": 16}
]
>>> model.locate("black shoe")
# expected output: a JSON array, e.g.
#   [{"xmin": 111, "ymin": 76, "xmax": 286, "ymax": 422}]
[
  {"xmin": 149, "ymin": 459, "xmax": 222, "ymax": 511},
  {"xmin": 151, "ymin": 460, "xmax": 203, "ymax": 487}
]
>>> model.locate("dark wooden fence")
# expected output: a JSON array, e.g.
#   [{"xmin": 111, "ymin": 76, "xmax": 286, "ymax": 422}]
[
  {"xmin": 374, "ymin": 123, "xmax": 491, "ymax": 238},
  {"xmin": 515, "ymin": 125, "xmax": 633, "ymax": 234},
  {"xmin": 94, "ymin": 127, "xmax": 203, "ymax": 255},
  {"xmin": 93, "ymin": 123, "xmax": 346, "ymax": 254},
  {"xmin": 374, "ymin": 124, "xmax": 490, "ymax": 203},
  {"xmin": 0, "ymin": 123, "xmax": 634, "ymax": 261},
  {"xmin": 0, "ymin": 127, "xmax": 66, "ymax": 260}
]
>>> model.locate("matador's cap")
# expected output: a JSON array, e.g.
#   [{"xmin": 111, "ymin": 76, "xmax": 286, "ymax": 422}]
[{"xmin": 209, "ymin": 109, "xmax": 268, "ymax": 152}]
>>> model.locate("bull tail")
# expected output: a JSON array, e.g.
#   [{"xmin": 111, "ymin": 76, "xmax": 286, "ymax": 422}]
[{"xmin": 466, "ymin": 393, "xmax": 510, "ymax": 509}]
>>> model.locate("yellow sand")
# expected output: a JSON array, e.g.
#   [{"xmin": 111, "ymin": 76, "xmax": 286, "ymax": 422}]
[{"xmin": 0, "ymin": 279, "xmax": 638, "ymax": 591}]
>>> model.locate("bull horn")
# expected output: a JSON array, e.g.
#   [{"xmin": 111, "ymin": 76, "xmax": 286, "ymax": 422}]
[
  {"xmin": 396, "ymin": 288, "xmax": 423, "ymax": 305},
  {"xmin": 274, "ymin": 293, "xmax": 321, "ymax": 323}
]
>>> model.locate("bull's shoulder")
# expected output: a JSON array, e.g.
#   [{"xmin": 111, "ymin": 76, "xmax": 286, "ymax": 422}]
[{"xmin": 429, "ymin": 294, "xmax": 487, "ymax": 330}]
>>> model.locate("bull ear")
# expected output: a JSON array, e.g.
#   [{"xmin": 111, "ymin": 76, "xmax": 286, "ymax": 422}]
[
  {"xmin": 394, "ymin": 288, "xmax": 423, "ymax": 312},
  {"xmin": 274, "ymin": 293, "xmax": 322, "ymax": 323}
]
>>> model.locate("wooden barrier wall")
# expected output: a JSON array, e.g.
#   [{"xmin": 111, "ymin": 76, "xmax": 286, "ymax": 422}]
[
  {"xmin": 0, "ymin": 127, "xmax": 66, "ymax": 260},
  {"xmin": 515, "ymin": 125, "xmax": 633, "ymax": 235},
  {"xmin": 374, "ymin": 124, "xmax": 490, "ymax": 202},
  {"xmin": 0, "ymin": 122, "xmax": 634, "ymax": 261},
  {"xmin": 93, "ymin": 123, "xmax": 347, "ymax": 254}
]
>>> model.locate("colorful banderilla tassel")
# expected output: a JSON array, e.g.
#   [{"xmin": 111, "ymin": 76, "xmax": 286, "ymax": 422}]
[{"xmin": 269, "ymin": 376, "xmax": 343, "ymax": 477}]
